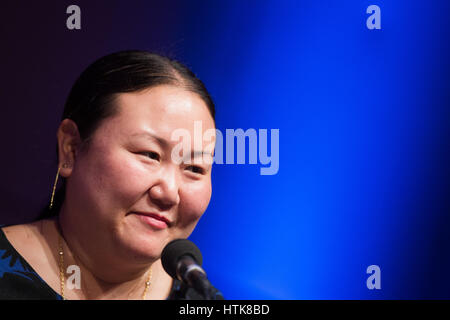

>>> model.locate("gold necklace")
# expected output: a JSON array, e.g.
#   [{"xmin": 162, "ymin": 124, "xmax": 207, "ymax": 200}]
[{"xmin": 57, "ymin": 234, "xmax": 152, "ymax": 300}]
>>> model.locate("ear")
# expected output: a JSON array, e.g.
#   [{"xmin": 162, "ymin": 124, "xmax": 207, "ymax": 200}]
[{"xmin": 56, "ymin": 119, "xmax": 83, "ymax": 177}]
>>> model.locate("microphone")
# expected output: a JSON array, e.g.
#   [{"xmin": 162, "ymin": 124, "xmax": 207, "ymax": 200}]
[{"xmin": 161, "ymin": 239, "xmax": 224, "ymax": 300}]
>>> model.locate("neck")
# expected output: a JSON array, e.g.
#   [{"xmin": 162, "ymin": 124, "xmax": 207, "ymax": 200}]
[{"xmin": 50, "ymin": 216, "xmax": 156, "ymax": 299}]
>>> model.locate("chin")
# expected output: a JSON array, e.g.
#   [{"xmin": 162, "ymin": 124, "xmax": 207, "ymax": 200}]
[
  {"xmin": 116, "ymin": 224, "xmax": 167, "ymax": 262},
  {"xmin": 137, "ymin": 230, "xmax": 168, "ymax": 252}
]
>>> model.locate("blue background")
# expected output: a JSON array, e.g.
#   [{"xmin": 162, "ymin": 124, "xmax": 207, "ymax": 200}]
[{"xmin": 0, "ymin": 1, "xmax": 449, "ymax": 299}]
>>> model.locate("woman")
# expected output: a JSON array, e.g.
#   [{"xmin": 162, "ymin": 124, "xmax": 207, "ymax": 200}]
[{"xmin": 0, "ymin": 50, "xmax": 217, "ymax": 299}]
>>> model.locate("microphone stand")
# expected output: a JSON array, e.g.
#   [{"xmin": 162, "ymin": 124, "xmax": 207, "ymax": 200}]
[{"xmin": 178, "ymin": 258, "xmax": 224, "ymax": 300}]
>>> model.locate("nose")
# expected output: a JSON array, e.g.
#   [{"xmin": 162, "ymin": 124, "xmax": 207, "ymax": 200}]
[{"xmin": 148, "ymin": 166, "xmax": 180, "ymax": 210}]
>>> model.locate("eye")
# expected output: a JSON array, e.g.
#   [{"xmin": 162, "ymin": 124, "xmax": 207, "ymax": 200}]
[
  {"xmin": 140, "ymin": 151, "xmax": 160, "ymax": 161},
  {"xmin": 185, "ymin": 166, "xmax": 205, "ymax": 174}
]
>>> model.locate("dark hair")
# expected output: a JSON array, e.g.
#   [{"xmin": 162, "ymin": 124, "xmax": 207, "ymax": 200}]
[{"xmin": 39, "ymin": 50, "xmax": 215, "ymax": 219}]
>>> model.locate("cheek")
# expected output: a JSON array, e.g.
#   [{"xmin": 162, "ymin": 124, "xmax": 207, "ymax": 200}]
[
  {"xmin": 75, "ymin": 147, "xmax": 146, "ymax": 214},
  {"xmin": 102, "ymin": 154, "xmax": 153, "ymax": 208},
  {"xmin": 178, "ymin": 182, "xmax": 212, "ymax": 227}
]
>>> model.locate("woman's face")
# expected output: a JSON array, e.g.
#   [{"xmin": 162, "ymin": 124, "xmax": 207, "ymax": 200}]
[{"xmin": 62, "ymin": 85, "xmax": 215, "ymax": 263}]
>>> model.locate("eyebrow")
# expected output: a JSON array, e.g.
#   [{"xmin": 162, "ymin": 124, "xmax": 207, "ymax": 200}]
[
  {"xmin": 130, "ymin": 131, "xmax": 169, "ymax": 148},
  {"xmin": 131, "ymin": 131, "xmax": 213, "ymax": 157}
]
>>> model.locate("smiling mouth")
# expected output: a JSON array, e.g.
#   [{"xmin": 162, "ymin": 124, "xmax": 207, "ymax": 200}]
[{"xmin": 130, "ymin": 211, "xmax": 172, "ymax": 229}]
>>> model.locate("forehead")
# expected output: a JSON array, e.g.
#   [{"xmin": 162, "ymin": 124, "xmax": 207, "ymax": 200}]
[{"xmin": 98, "ymin": 85, "xmax": 215, "ymax": 140}]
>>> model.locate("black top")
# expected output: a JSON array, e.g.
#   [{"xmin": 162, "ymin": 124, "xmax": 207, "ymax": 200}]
[{"xmin": 0, "ymin": 227, "xmax": 202, "ymax": 300}]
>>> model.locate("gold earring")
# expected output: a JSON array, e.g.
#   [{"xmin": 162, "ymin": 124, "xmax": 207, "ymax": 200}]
[
  {"xmin": 49, "ymin": 163, "xmax": 70, "ymax": 210},
  {"xmin": 49, "ymin": 166, "xmax": 61, "ymax": 210}
]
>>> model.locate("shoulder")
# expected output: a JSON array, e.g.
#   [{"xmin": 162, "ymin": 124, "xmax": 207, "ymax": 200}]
[
  {"xmin": 0, "ymin": 220, "xmax": 60, "ymax": 299},
  {"xmin": 0, "ymin": 220, "xmax": 53, "ymax": 274},
  {"xmin": 2, "ymin": 221, "xmax": 41, "ymax": 239},
  {"xmin": 2, "ymin": 219, "xmax": 59, "ymax": 268},
  {"xmin": 2, "ymin": 221, "xmax": 47, "ymax": 257}
]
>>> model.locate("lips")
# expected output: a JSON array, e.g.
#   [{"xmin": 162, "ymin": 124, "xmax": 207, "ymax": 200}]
[{"xmin": 131, "ymin": 211, "xmax": 172, "ymax": 229}]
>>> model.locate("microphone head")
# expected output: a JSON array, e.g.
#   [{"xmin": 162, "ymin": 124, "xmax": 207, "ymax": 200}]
[{"xmin": 161, "ymin": 239, "xmax": 203, "ymax": 279}]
